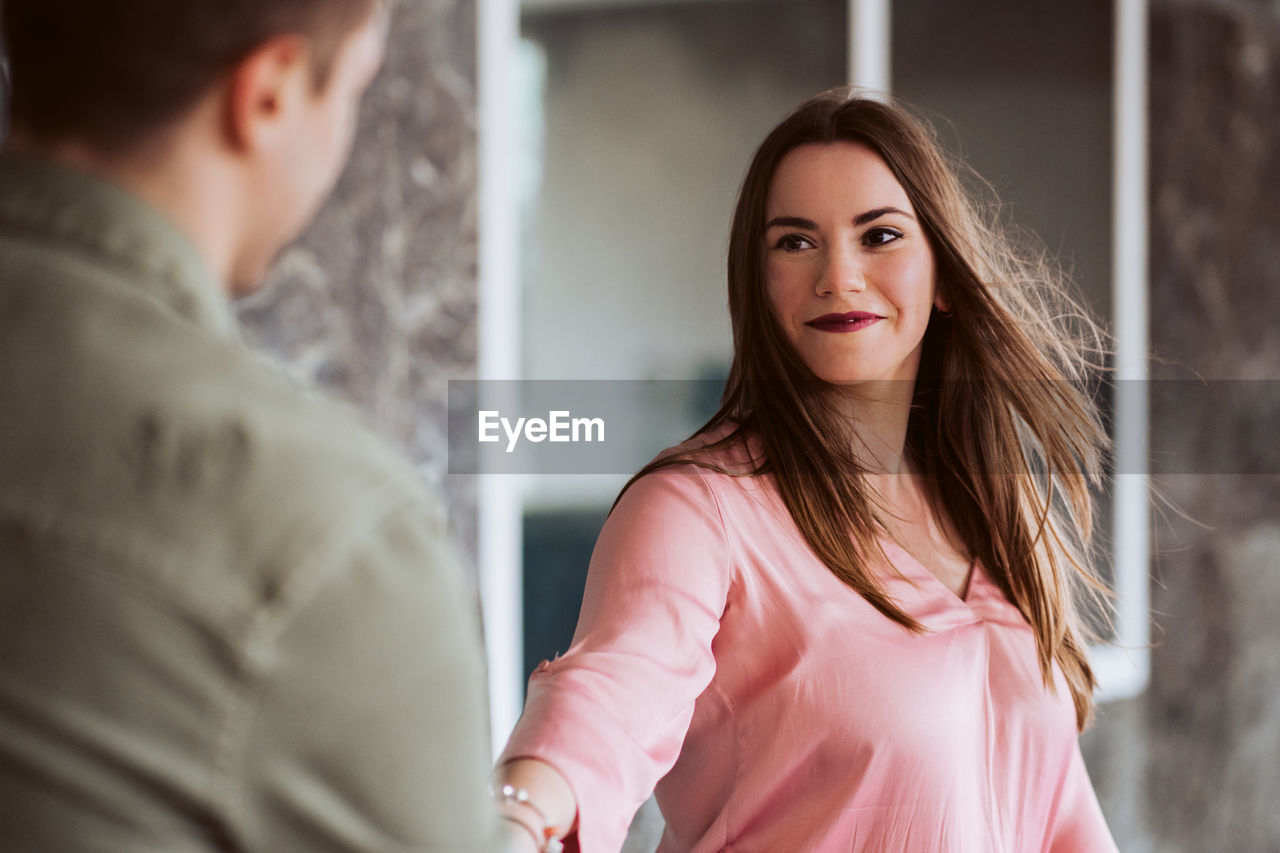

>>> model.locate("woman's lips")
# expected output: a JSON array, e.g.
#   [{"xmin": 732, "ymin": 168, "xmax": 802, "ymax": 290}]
[{"xmin": 805, "ymin": 311, "xmax": 884, "ymax": 333}]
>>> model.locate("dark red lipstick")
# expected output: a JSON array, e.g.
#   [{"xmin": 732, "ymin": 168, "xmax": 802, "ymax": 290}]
[{"xmin": 805, "ymin": 311, "xmax": 884, "ymax": 333}]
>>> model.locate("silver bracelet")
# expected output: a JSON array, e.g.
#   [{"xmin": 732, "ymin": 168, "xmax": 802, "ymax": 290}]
[{"xmin": 495, "ymin": 784, "xmax": 565, "ymax": 853}]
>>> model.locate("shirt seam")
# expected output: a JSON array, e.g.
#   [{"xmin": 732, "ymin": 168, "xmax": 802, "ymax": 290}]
[{"xmin": 688, "ymin": 464, "xmax": 735, "ymax": 616}]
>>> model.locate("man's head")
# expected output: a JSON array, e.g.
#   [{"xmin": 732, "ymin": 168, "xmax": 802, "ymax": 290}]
[
  {"xmin": 1, "ymin": 0, "xmax": 387, "ymax": 293},
  {"xmin": 3, "ymin": 0, "xmax": 380, "ymax": 151}
]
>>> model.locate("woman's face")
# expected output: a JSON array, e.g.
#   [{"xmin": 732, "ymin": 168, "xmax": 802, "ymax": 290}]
[{"xmin": 764, "ymin": 141, "xmax": 942, "ymax": 388}]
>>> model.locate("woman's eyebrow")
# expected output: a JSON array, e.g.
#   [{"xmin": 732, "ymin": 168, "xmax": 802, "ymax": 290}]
[
  {"xmin": 765, "ymin": 215, "xmax": 818, "ymax": 230},
  {"xmin": 853, "ymin": 206, "xmax": 915, "ymax": 225},
  {"xmin": 765, "ymin": 207, "xmax": 916, "ymax": 231}
]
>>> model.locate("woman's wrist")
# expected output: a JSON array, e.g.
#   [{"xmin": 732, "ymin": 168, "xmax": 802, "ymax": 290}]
[
  {"xmin": 493, "ymin": 782, "xmax": 565, "ymax": 852},
  {"xmin": 491, "ymin": 758, "xmax": 577, "ymax": 851}
]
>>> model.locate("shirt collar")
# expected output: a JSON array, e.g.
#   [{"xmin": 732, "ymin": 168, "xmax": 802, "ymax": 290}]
[{"xmin": 0, "ymin": 152, "xmax": 238, "ymax": 340}]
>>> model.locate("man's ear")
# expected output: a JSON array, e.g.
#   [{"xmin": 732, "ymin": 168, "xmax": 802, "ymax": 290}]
[{"xmin": 223, "ymin": 34, "xmax": 312, "ymax": 153}]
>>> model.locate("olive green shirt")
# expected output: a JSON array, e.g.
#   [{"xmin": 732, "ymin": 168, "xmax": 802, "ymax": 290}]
[{"xmin": 0, "ymin": 154, "xmax": 501, "ymax": 851}]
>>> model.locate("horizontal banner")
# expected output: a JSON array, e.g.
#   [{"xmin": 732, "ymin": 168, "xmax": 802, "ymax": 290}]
[{"xmin": 445, "ymin": 379, "xmax": 1280, "ymax": 476}]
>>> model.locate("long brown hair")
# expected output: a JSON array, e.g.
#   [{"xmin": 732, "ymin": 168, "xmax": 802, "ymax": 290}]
[{"xmin": 621, "ymin": 88, "xmax": 1111, "ymax": 729}]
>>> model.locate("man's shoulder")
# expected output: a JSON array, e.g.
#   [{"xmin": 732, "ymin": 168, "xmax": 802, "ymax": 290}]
[
  {"xmin": 193, "ymin": 337, "xmax": 424, "ymax": 513},
  {"xmin": 0, "ymin": 254, "xmax": 442, "ymax": 617},
  {"xmin": 108, "ymin": 319, "xmax": 436, "ymax": 565}
]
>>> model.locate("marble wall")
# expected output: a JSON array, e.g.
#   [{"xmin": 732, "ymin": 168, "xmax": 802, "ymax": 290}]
[
  {"xmin": 236, "ymin": 0, "xmax": 482, "ymax": 559},
  {"xmin": 0, "ymin": 12, "xmax": 8, "ymax": 142},
  {"xmin": 1081, "ymin": 1, "xmax": 1280, "ymax": 850}
]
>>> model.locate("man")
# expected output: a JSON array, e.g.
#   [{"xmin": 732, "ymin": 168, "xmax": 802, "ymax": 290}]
[{"xmin": 0, "ymin": 2, "xmax": 500, "ymax": 849}]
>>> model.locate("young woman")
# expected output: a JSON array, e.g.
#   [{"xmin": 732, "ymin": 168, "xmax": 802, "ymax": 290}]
[{"xmin": 493, "ymin": 89, "xmax": 1118, "ymax": 853}]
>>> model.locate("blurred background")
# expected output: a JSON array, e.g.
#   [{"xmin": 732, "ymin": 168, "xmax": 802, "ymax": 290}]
[{"xmin": 3, "ymin": 0, "xmax": 1277, "ymax": 850}]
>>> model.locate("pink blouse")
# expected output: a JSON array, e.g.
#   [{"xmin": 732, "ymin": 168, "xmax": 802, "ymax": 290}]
[{"xmin": 500, "ymin": 433, "xmax": 1117, "ymax": 852}]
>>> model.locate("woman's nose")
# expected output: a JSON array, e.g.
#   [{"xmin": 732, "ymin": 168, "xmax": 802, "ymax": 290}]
[{"xmin": 816, "ymin": 244, "xmax": 866, "ymax": 295}]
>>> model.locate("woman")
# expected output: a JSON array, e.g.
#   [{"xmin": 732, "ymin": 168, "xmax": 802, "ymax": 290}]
[{"xmin": 493, "ymin": 89, "xmax": 1118, "ymax": 853}]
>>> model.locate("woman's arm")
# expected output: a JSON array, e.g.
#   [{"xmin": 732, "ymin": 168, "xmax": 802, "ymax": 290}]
[{"xmin": 494, "ymin": 464, "xmax": 732, "ymax": 852}]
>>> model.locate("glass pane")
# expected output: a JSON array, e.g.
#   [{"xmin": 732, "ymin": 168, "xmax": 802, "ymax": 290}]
[
  {"xmin": 893, "ymin": 0, "xmax": 1113, "ymax": 318},
  {"xmin": 520, "ymin": 0, "xmax": 847, "ymax": 382}
]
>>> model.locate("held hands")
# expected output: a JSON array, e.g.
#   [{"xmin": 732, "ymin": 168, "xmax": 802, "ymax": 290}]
[{"xmin": 500, "ymin": 813, "xmax": 544, "ymax": 853}]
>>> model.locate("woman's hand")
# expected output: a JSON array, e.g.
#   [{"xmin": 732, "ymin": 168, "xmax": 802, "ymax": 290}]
[{"xmin": 501, "ymin": 817, "xmax": 542, "ymax": 853}]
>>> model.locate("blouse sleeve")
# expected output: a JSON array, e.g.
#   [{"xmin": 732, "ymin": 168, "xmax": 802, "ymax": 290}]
[
  {"xmin": 497, "ymin": 465, "xmax": 732, "ymax": 853},
  {"xmin": 1045, "ymin": 741, "xmax": 1119, "ymax": 853}
]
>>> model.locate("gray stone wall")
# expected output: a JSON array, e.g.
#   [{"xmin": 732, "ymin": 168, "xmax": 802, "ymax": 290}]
[
  {"xmin": 0, "ymin": 10, "xmax": 8, "ymax": 142},
  {"xmin": 236, "ymin": 0, "xmax": 481, "ymax": 561},
  {"xmin": 1082, "ymin": 1, "xmax": 1280, "ymax": 850}
]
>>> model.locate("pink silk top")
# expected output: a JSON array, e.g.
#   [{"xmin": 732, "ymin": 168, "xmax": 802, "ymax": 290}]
[{"xmin": 500, "ymin": 434, "xmax": 1118, "ymax": 852}]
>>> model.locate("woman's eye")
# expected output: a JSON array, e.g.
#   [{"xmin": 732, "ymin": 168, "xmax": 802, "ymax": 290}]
[
  {"xmin": 864, "ymin": 227, "xmax": 903, "ymax": 247},
  {"xmin": 774, "ymin": 233, "xmax": 815, "ymax": 251}
]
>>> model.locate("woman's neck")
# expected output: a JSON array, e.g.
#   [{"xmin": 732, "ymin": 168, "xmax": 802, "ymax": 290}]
[{"xmin": 833, "ymin": 379, "xmax": 916, "ymax": 475}]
